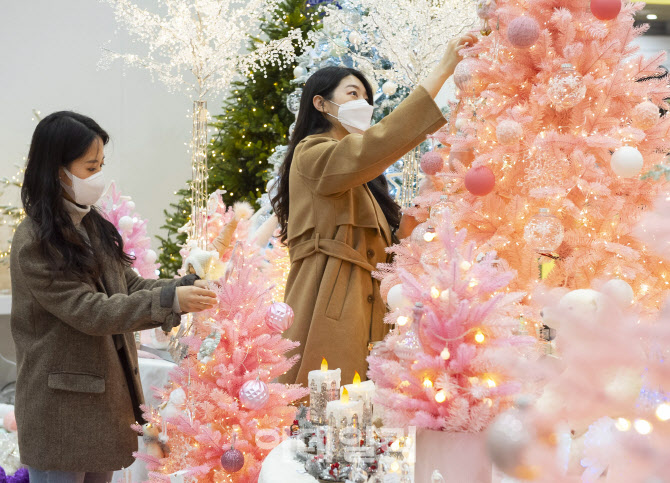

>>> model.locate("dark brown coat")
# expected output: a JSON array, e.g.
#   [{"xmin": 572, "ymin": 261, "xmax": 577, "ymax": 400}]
[
  {"xmin": 281, "ymin": 86, "xmax": 447, "ymax": 388},
  {"xmin": 10, "ymin": 217, "xmax": 181, "ymax": 472}
]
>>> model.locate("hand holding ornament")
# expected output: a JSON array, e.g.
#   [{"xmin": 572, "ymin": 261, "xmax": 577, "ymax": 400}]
[{"xmin": 421, "ymin": 33, "xmax": 479, "ymax": 98}]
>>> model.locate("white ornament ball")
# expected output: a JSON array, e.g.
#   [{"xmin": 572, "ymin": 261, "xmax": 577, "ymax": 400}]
[
  {"xmin": 604, "ymin": 368, "xmax": 642, "ymax": 406},
  {"xmin": 632, "ymin": 101, "xmax": 660, "ymax": 130},
  {"xmin": 160, "ymin": 403, "xmax": 181, "ymax": 420},
  {"xmin": 387, "ymin": 283, "xmax": 411, "ymax": 311},
  {"xmin": 486, "ymin": 407, "xmax": 533, "ymax": 474},
  {"xmin": 455, "ymin": 117, "xmax": 468, "ymax": 131},
  {"xmin": 144, "ymin": 249, "xmax": 157, "ymax": 264},
  {"xmin": 118, "ymin": 216, "xmax": 134, "ymax": 233},
  {"xmin": 293, "ymin": 66, "xmax": 305, "ymax": 79},
  {"xmin": 169, "ymin": 387, "xmax": 187, "ymax": 406},
  {"xmin": 611, "ymin": 146, "xmax": 643, "ymax": 178},
  {"xmin": 476, "ymin": 0, "xmax": 497, "ymax": 20},
  {"xmin": 496, "ymin": 120, "xmax": 523, "ymax": 145},
  {"xmin": 382, "ymin": 81, "xmax": 398, "ymax": 96},
  {"xmin": 601, "ymin": 279, "xmax": 634, "ymax": 307},
  {"xmin": 454, "ymin": 58, "xmax": 476, "ymax": 92},
  {"xmin": 127, "ymin": 201, "xmax": 136, "ymax": 211},
  {"xmin": 348, "ymin": 30, "xmax": 363, "ymax": 46}
]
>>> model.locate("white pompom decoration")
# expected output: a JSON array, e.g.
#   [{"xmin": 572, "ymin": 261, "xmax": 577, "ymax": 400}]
[
  {"xmin": 382, "ymin": 81, "xmax": 398, "ymax": 96},
  {"xmin": 293, "ymin": 66, "xmax": 305, "ymax": 79},
  {"xmin": 455, "ymin": 117, "xmax": 468, "ymax": 131},
  {"xmin": 144, "ymin": 249, "xmax": 157, "ymax": 264},
  {"xmin": 601, "ymin": 279, "xmax": 634, "ymax": 307},
  {"xmin": 387, "ymin": 284, "xmax": 411, "ymax": 311},
  {"xmin": 169, "ymin": 387, "xmax": 187, "ymax": 406},
  {"xmin": 118, "ymin": 216, "xmax": 135, "ymax": 233},
  {"xmin": 631, "ymin": 101, "xmax": 660, "ymax": 130},
  {"xmin": 611, "ymin": 146, "xmax": 643, "ymax": 178},
  {"xmin": 496, "ymin": 120, "xmax": 523, "ymax": 145},
  {"xmin": 127, "ymin": 201, "xmax": 136, "ymax": 211}
]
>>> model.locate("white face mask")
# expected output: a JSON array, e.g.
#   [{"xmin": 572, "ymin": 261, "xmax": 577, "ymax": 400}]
[
  {"xmin": 60, "ymin": 168, "xmax": 107, "ymax": 206},
  {"xmin": 326, "ymin": 99, "xmax": 374, "ymax": 134}
]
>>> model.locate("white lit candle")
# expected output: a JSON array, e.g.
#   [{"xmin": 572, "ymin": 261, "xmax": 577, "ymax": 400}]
[
  {"xmin": 308, "ymin": 358, "xmax": 341, "ymax": 424},
  {"xmin": 326, "ymin": 387, "xmax": 364, "ymax": 428},
  {"xmin": 341, "ymin": 371, "xmax": 375, "ymax": 404}
]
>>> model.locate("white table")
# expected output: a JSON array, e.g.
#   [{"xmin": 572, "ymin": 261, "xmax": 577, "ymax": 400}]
[{"xmin": 258, "ymin": 439, "xmax": 319, "ymax": 483}]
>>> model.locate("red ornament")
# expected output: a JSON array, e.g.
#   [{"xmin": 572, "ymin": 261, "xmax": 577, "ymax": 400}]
[
  {"xmin": 265, "ymin": 302, "xmax": 294, "ymax": 333},
  {"xmin": 590, "ymin": 0, "xmax": 621, "ymax": 20},
  {"xmin": 221, "ymin": 447, "xmax": 244, "ymax": 473},
  {"xmin": 464, "ymin": 166, "xmax": 495, "ymax": 196}
]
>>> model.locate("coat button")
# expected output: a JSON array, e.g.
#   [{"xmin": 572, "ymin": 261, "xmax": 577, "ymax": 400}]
[
  {"xmin": 367, "ymin": 295, "xmax": 374, "ymax": 303},
  {"xmin": 367, "ymin": 249, "xmax": 375, "ymax": 258}
]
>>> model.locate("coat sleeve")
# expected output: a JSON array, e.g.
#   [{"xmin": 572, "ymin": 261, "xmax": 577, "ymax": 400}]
[
  {"xmin": 17, "ymin": 241, "xmax": 181, "ymax": 335},
  {"xmin": 124, "ymin": 267, "xmax": 175, "ymax": 293},
  {"xmin": 294, "ymin": 86, "xmax": 446, "ymax": 196}
]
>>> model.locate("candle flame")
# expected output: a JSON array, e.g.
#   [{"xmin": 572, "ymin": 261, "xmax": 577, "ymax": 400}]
[
  {"xmin": 321, "ymin": 358, "xmax": 328, "ymax": 371},
  {"xmin": 342, "ymin": 387, "xmax": 349, "ymax": 404},
  {"xmin": 353, "ymin": 371, "xmax": 361, "ymax": 386}
]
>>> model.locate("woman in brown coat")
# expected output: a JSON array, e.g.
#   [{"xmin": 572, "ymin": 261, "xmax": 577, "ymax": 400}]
[
  {"xmin": 10, "ymin": 112, "xmax": 217, "ymax": 482},
  {"xmin": 273, "ymin": 34, "xmax": 477, "ymax": 388}
]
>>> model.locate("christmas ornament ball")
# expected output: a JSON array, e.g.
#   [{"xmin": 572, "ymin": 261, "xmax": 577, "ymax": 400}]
[
  {"xmin": 601, "ymin": 279, "xmax": 634, "ymax": 307},
  {"xmin": 293, "ymin": 65, "xmax": 306, "ymax": 79},
  {"xmin": 221, "ymin": 447, "xmax": 245, "ymax": 473},
  {"xmin": 239, "ymin": 379, "xmax": 270, "ymax": 410},
  {"xmin": 632, "ymin": 101, "xmax": 660, "ymax": 130},
  {"xmin": 486, "ymin": 407, "xmax": 532, "ymax": 474},
  {"xmin": 464, "ymin": 166, "xmax": 495, "ymax": 196},
  {"xmin": 2, "ymin": 411, "xmax": 16, "ymax": 432},
  {"xmin": 507, "ymin": 16, "xmax": 540, "ymax": 49},
  {"xmin": 387, "ymin": 283, "xmax": 411, "ymax": 311},
  {"xmin": 127, "ymin": 201, "xmax": 136, "ymax": 211},
  {"xmin": 382, "ymin": 80, "xmax": 398, "ymax": 96},
  {"xmin": 144, "ymin": 249, "xmax": 157, "ymax": 264},
  {"xmin": 611, "ymin": 146, "xmax": 643, "ymax": 178},
  {"xmin": 496, "ymin": 120, "xmax": 523, "ymax": 145},
  {"xmin": 420, "ymin": 151, "xmax": 444, "ymax": 176},
  {"xmin": 118, "ymin": 215, "xmax": 134, "ymax": 233},
  {"xmin": 265, "ymin": 302, "xmax": 294, "ymax": 333},
  {"xmin": 590, "ymin": 0, "xmax": 621, "ymax": 20},
  {"xmin": 453, "ymin": 58, "xmax": 476, "ymax": 92}
]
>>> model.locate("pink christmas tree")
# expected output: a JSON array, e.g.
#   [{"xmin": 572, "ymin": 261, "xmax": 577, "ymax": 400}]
[
  {"xmin": 134, "ymin": 201, "xmax": 307, "ymax": 483},
  {"xmin": 99, "ymin": 182, "xmax": 159, "ymax": 279},
  {"xmin": 369, "ymin": 211, "xmax": 534, "ymax": 432},
  {"xmin": 411, "ymin": 0, "xmax": 670, "ymax": 312}
]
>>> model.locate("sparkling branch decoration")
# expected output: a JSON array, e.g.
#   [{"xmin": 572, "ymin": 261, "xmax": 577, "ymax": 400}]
[
  {"xmin": 315, "ymin": 0, "xmax": 478, "ymax": 90},
  {"xmin": 101, "ymin": 0, "xmax": 308, "ymax": 246},
  {"xmin": 0, "ymin": 168, "xmax": 25, "ymax": 265}
]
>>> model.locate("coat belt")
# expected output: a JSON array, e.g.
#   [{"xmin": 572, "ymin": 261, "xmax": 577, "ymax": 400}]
[{"xmin": 289, "ymin": 233, "xmax": 377, "ymax": 273}]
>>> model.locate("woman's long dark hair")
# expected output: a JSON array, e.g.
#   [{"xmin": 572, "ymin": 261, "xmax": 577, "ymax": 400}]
[
  {"xmin": 272, "ymin": 66, "xmax": 401, "ymax": 242},
  {"xmin": 21, "ymin": 111, "xmax": 133, "ymax": 281}
]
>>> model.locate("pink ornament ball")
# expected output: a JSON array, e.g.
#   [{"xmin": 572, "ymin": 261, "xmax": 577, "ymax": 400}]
[
  {"xmin": 507, "ymin": 16, "xmax": 540, "ymax": 49},
  {"xmin": 496, "ymin": 120, "xmax": 523, "ymax": 145},
  {"xmin": 590, "ymin": 0, "xmax": 621, "ymax": 20},
  {"xmin": 239, "ymin": 379, "xmax": 270, "ymax": 410},
  {"xmin": 221, "ymin": 447, "xmax": 245, "ymax": 473},
  {"xmin": 464, "ymin": 166, "xmax": 495, "ymax": 196},
  {"xmin": 2, "ymin": 411, "xmax": 16, "ymax": 432},
  {"xmin": 632, "ymin": 101, "xmax": 660, "ymax": 130},
  {"xmin": 265, "ymin": 302, "xmax": 294, "ymax": 333},
  {"xmin": 420, "ymin": 151, "xmax": 444, "ymax": 175},
  {"xmin": 453, "ymin": 58, "xmax": 476, "ymax": 92}
]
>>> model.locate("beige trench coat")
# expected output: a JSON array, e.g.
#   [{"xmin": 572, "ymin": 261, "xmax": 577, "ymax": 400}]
[
  {"xmin": 281, "ymin": 86, "xmax": 447, "ymax": 388},
  {"xmin": 10, "ymin": 217, "xmax": 182, "ymax": 472}
]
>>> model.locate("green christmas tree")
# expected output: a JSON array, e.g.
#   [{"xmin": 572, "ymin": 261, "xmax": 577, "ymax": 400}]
[{"xmin": 157, "ymin": 0, "xmax": 320, "ymax": 277}]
